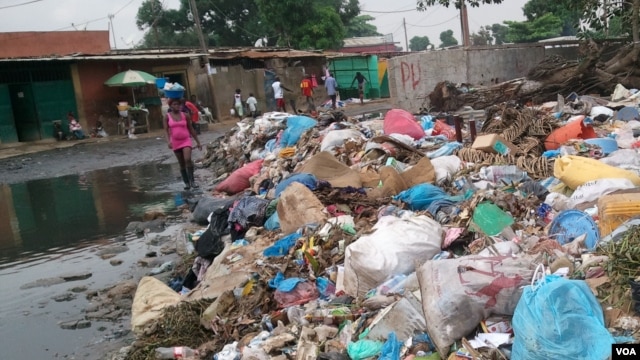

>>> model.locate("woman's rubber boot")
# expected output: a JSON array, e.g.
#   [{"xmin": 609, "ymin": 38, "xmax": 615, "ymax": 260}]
[
  {"xmin": 187, "ymin": 167, "xmax": 199, "ymax": 188},
  {"xmin": 180, "ymin": 169, "xmax": 191, "ymax": 190}
]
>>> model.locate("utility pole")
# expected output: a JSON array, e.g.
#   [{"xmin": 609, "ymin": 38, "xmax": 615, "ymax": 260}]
[
  {"xmin": 459, "ymin": 0, "xmax": 470, "ymax": 47},
  {"xmin": 403, "ymin": 18, "xmax": 409, "ymax": 52},
  {"xmin": 108, "ymin": 14, "xmax": 117, "ymax": 49},
  {"xmin": 187, "ymin": 0, "xmax": 219, "ymax": 120}
]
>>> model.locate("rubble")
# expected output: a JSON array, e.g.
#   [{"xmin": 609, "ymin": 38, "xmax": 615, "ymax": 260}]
[{"xmin": 121, "ymin": 82, "xmax": 640, "ymax": 360}]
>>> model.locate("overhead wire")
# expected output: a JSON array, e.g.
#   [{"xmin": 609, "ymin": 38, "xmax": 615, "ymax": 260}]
[
  {"xmin": 0, "ymin": 0, "xmax": 43, "ymax": 10},
  {"xmin": 406, "ymin": 14, "xmax": 459, "ymax": 28}
]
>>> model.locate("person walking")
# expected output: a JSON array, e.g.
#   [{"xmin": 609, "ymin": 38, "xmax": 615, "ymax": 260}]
[
  {"xmin": 350, "ymin": 72, "xmax": 368, "ymax": 105},
  {"xmin": 182, "ymin": 97, "xmax": 201, "ymax": 134},
  {"xmin": 164, "ymin": 98, "xmax": 202, "ymax": 190},
  {"xmin": 324, "ymin": 73, "xmax": 338, "ymax": 109},
  {"xmin": 233, "ymin": 89, "xmax": 244, "ymax": 118},
  {"xmin": 300, "ymin": 74, "xmax": 315, "ymax": 112},
  {"xmin": 272, "ymin": 77, "xmax": 291, "ymax": 112},
  {"xmin": 246, "ymin": 93, "xmax": 258, "ymax": 118}
]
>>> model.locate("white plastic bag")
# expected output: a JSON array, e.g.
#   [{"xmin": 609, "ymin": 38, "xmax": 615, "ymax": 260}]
[
  {"xmin": 344, "ymin": 215, "xmax": 443, "ymax": 298},
  {"xmin": 214, "ymin": 342, "xmax": 240, "ymax": 360},
  {"xmin": 430, "ymin": 155, "xmax": 462, "ymax": 184}
]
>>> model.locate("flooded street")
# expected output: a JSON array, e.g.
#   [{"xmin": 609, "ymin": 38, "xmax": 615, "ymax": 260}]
[
  {"xmin": 0, "ymin": 163, "xmax": 187, "ymax": 359},
  {"xmin": 0, "ymin": 125, "xmax": 231, "ymax": 359}
]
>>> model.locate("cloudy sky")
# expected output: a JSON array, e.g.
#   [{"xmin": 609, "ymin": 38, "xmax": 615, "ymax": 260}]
[{"xmin": 0, "ymin": 0, "xmax": 527, "ymax": 49}]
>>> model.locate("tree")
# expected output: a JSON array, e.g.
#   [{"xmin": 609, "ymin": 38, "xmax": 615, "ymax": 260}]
[
  {"xmin": 471, "ymin": 26, "xmax": 493, "ymax": 45},
  {"xmin": 256, "ymin": 0, "xmax": 358, "ymax": 49},
  {"xmin": 345, "ymin": 15, "xmax": 382, "ymax": 37},
  {"xmin": 417, "ymin": 0, "xmax": 504, "ymax": 10},
  {"xmin": 522, "ymin": 0, "xmax": 580, "ymax": 36},
  {"xmin": 504, "ymin": 13, "xmax": 563, "ymax": 43},
  {"xmin": 490, "ymin": 23, "xmax": 509, "ymax": 44},
  {"xmin": 439, "ymin": 29, "xmax": 458, "ymax": 48},
  {"xmin": 409, "ymin": 36, "xmax": 431, "ymax": 51}
]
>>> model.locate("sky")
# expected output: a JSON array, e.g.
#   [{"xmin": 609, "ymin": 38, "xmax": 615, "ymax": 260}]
[{"xmin": 0, "ymin": 0, "xmax": 528, "ymax": 50}]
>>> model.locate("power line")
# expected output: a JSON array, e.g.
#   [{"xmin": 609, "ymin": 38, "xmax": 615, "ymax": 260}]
[
  {"xmin": 0, "ymin": 0, "xmax": 43, "ymax": 10},
  {"xmin": 361, "ymin": 8, "xmax": 417, "ymax": 14},
  {"xmin": 406, "ymin": 14, "xmax": 459, "ymax": 28}
]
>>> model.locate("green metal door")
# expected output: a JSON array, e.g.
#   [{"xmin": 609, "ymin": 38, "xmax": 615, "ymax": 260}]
[
  {"xmin": 0, "ymin": 84, "xmax": 18, "ymax": 143},
  {"xmin": 32, "ymin": 80, "xmax": 77, "ymax": 140},
  {"xmin": 9, "ymin": 84, "xmax": 40, "ymax": 142}
]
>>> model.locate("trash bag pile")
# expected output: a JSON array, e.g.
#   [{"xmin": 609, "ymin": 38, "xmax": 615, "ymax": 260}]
[{"xmin": 129, "ymin": 83, "xmax": 640, "ymax": 360}]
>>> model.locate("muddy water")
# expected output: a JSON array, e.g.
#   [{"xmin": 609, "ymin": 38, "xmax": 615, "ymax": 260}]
[{"xmin": 0, "ymin": 162, "xmax": 188, "ymax": 359}]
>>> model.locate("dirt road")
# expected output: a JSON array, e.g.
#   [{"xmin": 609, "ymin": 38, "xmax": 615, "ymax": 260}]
[{"xmin": 0, "ymin": 123, "xmax": 234, "ymax": 185}]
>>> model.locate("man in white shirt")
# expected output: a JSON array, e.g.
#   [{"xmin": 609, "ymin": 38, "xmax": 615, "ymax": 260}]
[
  {"xmin": 272, "ymin": 77, "xmax": 291, "ymax": 112},
  {"xmin": 246, "ymin": 93, "xmax": 258, "ymax": 118}
]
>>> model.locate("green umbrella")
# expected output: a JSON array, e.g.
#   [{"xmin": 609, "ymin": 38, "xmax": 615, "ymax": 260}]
[{"xmin": 104, "ymin": 69, "xmax": 157, "ymax": 104}]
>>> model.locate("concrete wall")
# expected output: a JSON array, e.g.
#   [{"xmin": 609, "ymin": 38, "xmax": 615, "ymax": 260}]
[
  {"xmin": 388, "ymin": 46, "xmax": 546, "ymax": 112},
  {"xmin": 208, "ymin": 57, "xmax": 326, "ymax": 118}
]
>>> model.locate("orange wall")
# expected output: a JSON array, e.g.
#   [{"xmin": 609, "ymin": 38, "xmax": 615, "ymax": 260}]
[{"xmin": 0, "ymin": 31, "xmax": 110, "ymax": 58}]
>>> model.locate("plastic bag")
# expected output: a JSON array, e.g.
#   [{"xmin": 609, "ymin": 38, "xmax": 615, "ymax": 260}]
[
  {"xmin": 321, "ymin": 128, "xmax": 366, "ymax": 151},
  {"xmin": 263, "ymin": 232, "xmax": 301, "ymax": 257},
  {"xmin": 383, "ymin": 109, "xmax": 425, "ymax": 140},
  {"xmin": 431, "ymin": 119, "xmax": 456, "ymax": 140},
  {"xmin": 281, "ymin": 115, "xmax": 317, "ymax": 147},
  {"xmin": 378, "ymin": 332, "xmax": 402, "ymax": 360},
  {"xmin": 215, "ymin": 159, "xmax": 264, "ymax": 194},
  {"xmin": 346, "ymin": 339, "xmax": 384, "ymax": 360},
  {"xmin": 275, "ymin": 173, "xmax": 317, "ymax": 197},
  {"xmin": 512, "ymin": 274, "xmax": 614, "ymax": 360},
  {"xmin": 214, "ymin": 342, "xmax": 241, "ymax": 360},
  {"xmin": 274, "ymin": 281, "xmax": 320, "ymax": 308},
  {"xmin": 264, "ymin": 211, "xmax": 280, "ymax": 230},
  {"xmin": 394, "ymin": 183, "xmax": 456, "ymax": 211},
  {"xmin": 417, "ymin": 256, "xmax": 534, "ymax": 356}
]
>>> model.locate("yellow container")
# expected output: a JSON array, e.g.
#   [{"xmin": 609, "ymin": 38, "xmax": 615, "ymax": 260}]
[{"xmin": 598, "ymin": 192, "xmax": 640, "ymax": 237}]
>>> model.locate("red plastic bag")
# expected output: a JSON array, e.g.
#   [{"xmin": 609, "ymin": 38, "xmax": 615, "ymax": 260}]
[
  {"xmin": 274, "ymin": 281, "xmax": 319, "ymax": 308},
  {"xmin": 383, "ymin": 109, "xmax": 425, "ymax": 140},
  {"xmin": 215, "ymin": 159, "xmax": 264, "ymax": 194},
  {"xmin": 432, "ymin": 119, "xmax": 456, "ymax": 140}
]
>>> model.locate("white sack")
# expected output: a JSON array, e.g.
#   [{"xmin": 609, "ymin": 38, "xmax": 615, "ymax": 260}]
[
  {"xmin": 569, "ymin": 178, "xmax": 636, "ymax": 206},
  {"xmin": 344, "ymin": 215, "xmax": 443, "ymax": 298},
  {"xmin": 417, "ymin": 256, "xmax": 534, "ymax": 356},
  {"xmin": 320, "ymin": 129, "xmax": 366, "ymax": 152}
]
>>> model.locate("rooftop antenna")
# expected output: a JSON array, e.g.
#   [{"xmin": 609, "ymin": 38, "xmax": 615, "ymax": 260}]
[{"xmin": 108, "ymin": 14, "xmax": 117, "ymax": 49}]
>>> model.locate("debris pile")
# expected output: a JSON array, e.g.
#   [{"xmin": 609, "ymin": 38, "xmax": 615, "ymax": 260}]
[{"xmin": 123, "ymin": 83, "xmax": 640, "ymax": 360}]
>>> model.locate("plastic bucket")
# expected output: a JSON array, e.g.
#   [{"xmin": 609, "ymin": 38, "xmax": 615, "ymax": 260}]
[
  {"xmin": 549, "ymin": 209, "xmax": 600, "ymax": 249},
  {"xmin": 155, "ymin": 78, "xmax": 167, "ymax": 89},
  {"xmin": 164, "ymin": 89, "xmax": 184, "ymax": 99}
]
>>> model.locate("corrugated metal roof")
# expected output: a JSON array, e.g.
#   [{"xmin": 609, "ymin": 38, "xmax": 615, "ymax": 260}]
[
  {"xmin": 343, "ymin": 36, "xmax": 399, "ymax": 47},
  {"xmin": 0, "ymin": 48, "xmax": 325, "ymax": 62}
]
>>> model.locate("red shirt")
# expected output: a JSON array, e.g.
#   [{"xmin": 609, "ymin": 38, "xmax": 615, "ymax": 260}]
[
  {"xmin": 184, "ymin": 101, "xmax": 199, "ymax": 123},
  {"xmin": 301, "ymin": 79, "xmax": 313, "ymax": 97}
]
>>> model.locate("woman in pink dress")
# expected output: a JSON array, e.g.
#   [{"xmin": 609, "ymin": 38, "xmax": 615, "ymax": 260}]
[{"xmin": 164, "ymin": 98, "xmax": 202, "ymax": 189}]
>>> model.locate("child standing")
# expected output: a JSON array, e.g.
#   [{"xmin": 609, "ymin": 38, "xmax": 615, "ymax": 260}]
[
  {"xmin": 246, "ymin": 93, "xmax": 258, "ymax": 118},
  {"xmin": 233, "ymin": 89, "xmax": 244, "ymax": 118}
]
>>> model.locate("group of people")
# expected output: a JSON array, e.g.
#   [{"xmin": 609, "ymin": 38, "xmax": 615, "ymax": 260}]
[
  {"xmin": 54, "ymin": 112, "xmax": 108, "ymax": 141},
  {"xmin": 266, "ymin": 71, "xmax": 368, "ymax": 114}
]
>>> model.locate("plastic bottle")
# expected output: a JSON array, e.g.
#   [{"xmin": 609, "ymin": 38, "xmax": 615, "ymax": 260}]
[
  {"xmin": 479, "ymin": 165, "xmax": 528, "ymax": 184},
  {"xmin": 154, "ymin": 346, "xmax": 198, "ymax": 359}
]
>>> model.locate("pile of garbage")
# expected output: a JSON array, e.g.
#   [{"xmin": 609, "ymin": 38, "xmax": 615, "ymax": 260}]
[{"xmin": 126, "ymin": 84, "xmax": 640, "ymax": 360}]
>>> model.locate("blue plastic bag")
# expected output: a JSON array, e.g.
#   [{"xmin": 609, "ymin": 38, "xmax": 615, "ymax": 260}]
[
  {"xmin": 379, "ymin": 332, "xmax": 402, "ymax": 360},
  {"xmin": 263, "ymin": 232, "xmax": 301, "ymax": 257},
  {"xmin": 275, "ymin": 173, "xmax": 317, "ymax": 197},
  {"xmin": 420, "ymin": 115, "xmax": 434, "ymax": 130},
  {"xmin": 512, "ymin": 274, "xmax": 614, "ymax": 360},
  {"xmin": 346, "ymin": 339, "xmax": 384, "ymax": 360},
  {"xmin": 281, "ymin": 116, "xmax": 317, "ymax": 147},
  {"xmin": 264, "ymin": 212, "xmax": 281, "ymax": 230},
  {"xmin": 426, "ymin": 141, "xmax": 462, "ymax": 158},
  {"xmin": 393, "ymin": 183, "xmax": 449, "ymax": 211}
]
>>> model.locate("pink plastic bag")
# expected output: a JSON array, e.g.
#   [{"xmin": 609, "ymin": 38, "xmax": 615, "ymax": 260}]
[
  {"xmin": 432, "ymin": 119, "xmax": 456, "ymax": 140},
  {"xmin": 215, "ymin": 159, "xmax": 264, "ymax": 194},
  {"xmin": 383, "ymin": 109, "xmax": 425, "ymax": 140},
  {"xmin": 274, "ymin": 281, "xmax": 319, "ymax": 308}
]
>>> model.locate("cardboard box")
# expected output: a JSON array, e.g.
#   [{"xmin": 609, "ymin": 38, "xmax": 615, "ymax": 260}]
[{"xmin": 471, "ymin": 134, "xmax": 518, "ymax": 155}]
